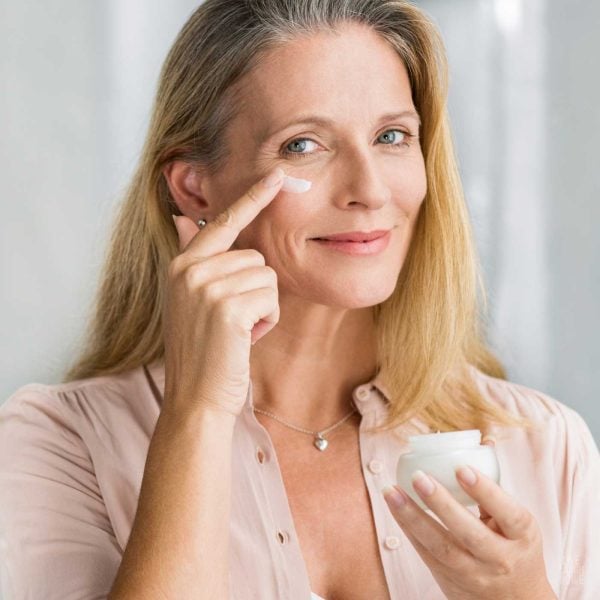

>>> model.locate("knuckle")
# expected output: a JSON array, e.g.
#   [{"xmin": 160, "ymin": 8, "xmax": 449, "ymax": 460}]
[
  {"xmin": 213, "ymin": 207, "xmax": 235, "ymax": 229},
  {"xmin": 264, "ymin": 265, "xmax": 278, "ymax": 281},
  {"xmin": 167, "ymin": 258, "xmax": 182, "ymax": 279},
  {"xmin": 246, "ymin": 186, "xmax": 261, "ymax": 204},
  {"xmin": 431, "ymin": 539, "xmax": 454, "ymax": 562},
  {"xmin": 214, "ymin": 295, "xmax": 238, "ymax": 324},
  {"xmin": 509, "ymin": 509, "xmax": 533, "ymax": 533},
  {"xmin": 248, "ymin": 249, "xmax": 266, "ymax": 265},
  {"xmin": 201, "ymin": 280, "xmax": 221, "ymax": 304},
  {"xmin": 183, "ymin": 264, "xmax": 203, "ymax": 289},
  {"xmin": 471, "ymin": 573, "xmax": 491, "ymax": 590},
  {"xmin": 236, "ymin": 248, "xmax": 265, "ymax": 266},
  {"xmin": 494, "ymin": 557, "xmax": 514, "ymax": 576},
  {"xmin": 460, "ymin": 530, "xmax": 487, "ymax": 550},
  {"xmin": 523, "ymin": 518, "xmax": 541, "ymax": 544}
]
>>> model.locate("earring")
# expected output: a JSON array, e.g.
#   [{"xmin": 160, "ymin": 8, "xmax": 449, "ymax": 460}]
[{"xmin": 197, "ymin": 218, "xmax": 208, "ymax": 227}]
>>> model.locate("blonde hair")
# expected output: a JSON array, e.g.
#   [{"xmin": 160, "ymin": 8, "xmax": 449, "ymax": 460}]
[{"xmin": 62, "ymin": 0, "xmax": 538, "ymax": 437}]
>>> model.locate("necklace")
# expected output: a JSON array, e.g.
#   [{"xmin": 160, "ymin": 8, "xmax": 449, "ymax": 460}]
[{"xmin": 252, "ymin": 402, "xmax": 358, "ymax": 452}]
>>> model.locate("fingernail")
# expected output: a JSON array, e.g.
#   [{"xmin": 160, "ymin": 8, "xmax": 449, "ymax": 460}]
[
  {"xmin": 281, "ymin": 174, "xmax": 312, "ymax": 193},
  {"xmin": 411, "ymin": 470, "xmax": 435, "ymax": 496},
  {"xmin": 263, "ymin": 167, "xmax": 284, "ymax": 187},
  {"xmin": 456, "ymin": 465, "xmax": 478, "ymax": 486},
  {"xmin": 382, "ymin": 485, "xmax": 407, "ymax": 508},
  {"xmin": 482, "ymin": 436, "xmax": 496, "ymax": 446}
]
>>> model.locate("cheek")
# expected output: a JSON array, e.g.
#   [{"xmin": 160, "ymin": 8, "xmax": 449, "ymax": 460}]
[
  {"xmin": 257, "ymin": 194, "xmax": 318, "ymax": 240},
  {"xmin": 231, "ymin": 203, "xmax": 306, "ymax": 255},
  {"xmin": 393, "ymin": 162, "xmax": 427, "ymax": 214}
]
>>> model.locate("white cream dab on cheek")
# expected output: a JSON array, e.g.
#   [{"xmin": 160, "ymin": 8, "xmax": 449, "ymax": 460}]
[{"xmin": 281, "ymin": 174, "xmax": 312, "ymax": 193}]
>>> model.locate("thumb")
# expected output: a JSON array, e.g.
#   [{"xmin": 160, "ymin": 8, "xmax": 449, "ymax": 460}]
[{"xmin": 172, "ymin": 215, "xmax": 201, "ymax": 253}]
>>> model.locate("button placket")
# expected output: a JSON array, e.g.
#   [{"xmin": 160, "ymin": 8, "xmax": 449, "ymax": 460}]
[
  {"xmin": 368, "ymin": 459, "xmax": 383, "ymax": 474},
  {"xmin": 256, "ymin": 446, "xmax": 266, "ymax": 464},
  {"xmin": 384, "ymin": 535, "xmax": 400, "ymax": 550},
  {"xmin": 276, "ymin": 529, "xmax": 290, "ymax": 544}
]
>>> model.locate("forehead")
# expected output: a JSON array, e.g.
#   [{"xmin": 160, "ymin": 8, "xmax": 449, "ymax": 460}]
[{"xmin": 234, "ymin": 23, "xmax": 415, "ymax": 135}]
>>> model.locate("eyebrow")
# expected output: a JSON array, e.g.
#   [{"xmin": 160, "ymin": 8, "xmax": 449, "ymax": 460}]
[{"xmin": 257, "ymin": 109, "xmax": 421, "ymax": 146}]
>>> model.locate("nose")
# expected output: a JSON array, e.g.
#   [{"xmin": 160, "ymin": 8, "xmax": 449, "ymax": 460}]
[{"xmin": 330, "ymin": 146, "xmax": 391, "ymax": 211}]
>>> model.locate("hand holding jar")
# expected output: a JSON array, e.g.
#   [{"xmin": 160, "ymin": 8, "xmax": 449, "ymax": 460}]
[{"xmin": 382, "ymin": 433, "xmax": 557, "ymax": 600}]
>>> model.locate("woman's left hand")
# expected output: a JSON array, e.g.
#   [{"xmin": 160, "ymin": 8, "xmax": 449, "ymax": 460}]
[{"xmin": 382, "ymin": 439, "xmax": 557, "ymax": 600}]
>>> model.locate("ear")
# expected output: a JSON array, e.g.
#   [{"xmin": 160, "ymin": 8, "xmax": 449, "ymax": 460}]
[{"xmin": 162, "ymin": 160, "xmax": 210, "ymax": 221}]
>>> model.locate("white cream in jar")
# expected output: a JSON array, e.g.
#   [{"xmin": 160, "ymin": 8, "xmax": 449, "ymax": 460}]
[{"xmin": 396, "ymin": 429, "xmax": 500, "ymax": 510}]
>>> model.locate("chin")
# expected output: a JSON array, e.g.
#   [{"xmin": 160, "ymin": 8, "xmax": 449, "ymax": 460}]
[{"xmin": 311, "ymin": 279, "xmax": 398, "ymax": 309}]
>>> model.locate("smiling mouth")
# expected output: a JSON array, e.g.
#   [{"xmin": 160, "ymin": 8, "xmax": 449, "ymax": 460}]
[
  {"xmin": 308, "ymin": 231, "xmax": 392, "ymax": 255},
  {"xmin": 310, "ymin": 230, "xmax": 391, "ymax": 243},
  {"xmin": 313, "ymin": 238, "xmax": 371, "ymax": 242}
]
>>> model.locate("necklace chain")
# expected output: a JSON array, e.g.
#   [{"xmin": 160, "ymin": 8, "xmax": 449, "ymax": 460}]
[{"xmin": 252, "ymin": 401, "xmax": 358, "ymax": 452}]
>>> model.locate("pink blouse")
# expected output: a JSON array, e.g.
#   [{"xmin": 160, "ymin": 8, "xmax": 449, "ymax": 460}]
[{"xmin": 0, "ymin": 360, "xmax": 598, "ymax": 599}]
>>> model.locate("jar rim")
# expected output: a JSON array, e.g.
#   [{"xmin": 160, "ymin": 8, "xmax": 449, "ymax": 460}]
[{"xmin": 408, "ymin": 429, "xmax": 481, "ymax": 451}]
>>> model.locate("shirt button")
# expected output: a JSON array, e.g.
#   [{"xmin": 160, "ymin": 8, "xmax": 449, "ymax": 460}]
[
  {"xmin": 276, "ymin": 529, "xmax": 290, "ymax": 544},
  {"xmin": 368, "ymin": 459, "xmax": 383, "ymax": 474},
  {"xmin": 355, "ymin": 385, "xmax": 371, "ymax": 401},
  {"xmin": 256, "ymin": 447, "xmax": 266, "ymax": 464},
  {"xmin": 384, "ymin": 535, "xmax": 400, "ymax": 550}
]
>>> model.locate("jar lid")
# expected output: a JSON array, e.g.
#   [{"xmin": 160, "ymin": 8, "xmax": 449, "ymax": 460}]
[{"xmin": 408, "ymin": 429, "xmax": 481, "ymax": 453}]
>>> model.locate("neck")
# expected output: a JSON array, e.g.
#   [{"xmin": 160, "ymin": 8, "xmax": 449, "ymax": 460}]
[{"xmin": 249, "ymin": 297, "xmax": 378, "ymax": 431}]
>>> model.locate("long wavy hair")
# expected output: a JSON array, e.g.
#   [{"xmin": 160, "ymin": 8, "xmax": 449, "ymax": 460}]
[{"xmin": 62, "ymin": 0, "xmax": 537, "ymax": 437}]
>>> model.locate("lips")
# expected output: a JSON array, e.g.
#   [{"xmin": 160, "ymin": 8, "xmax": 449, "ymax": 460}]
[{"xmin": 312, "ymin": 230, "xmax": 390, "ymax": 242}]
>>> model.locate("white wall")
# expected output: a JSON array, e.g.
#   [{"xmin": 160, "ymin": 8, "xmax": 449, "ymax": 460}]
[
  {"xmin": 0, "ymin": 0, "xmax": 200, "ymax": 387},
  {"xmin": 1, "ymin": 0, "xmax": 598, "ymax": 447},
  {"xmin": 420, "ymin": 0, "xmax": 600, "ymax": 442}
]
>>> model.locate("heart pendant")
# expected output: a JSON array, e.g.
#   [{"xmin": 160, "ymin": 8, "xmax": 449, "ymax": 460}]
[{"xmin": 314, "ymin": 435, "xmax": 328, "ymax": 451}]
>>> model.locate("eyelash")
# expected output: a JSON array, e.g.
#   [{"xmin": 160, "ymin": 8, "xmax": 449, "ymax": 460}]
[{"xmin": 280, "ymin": 129, "xmax": 417, "ymax": 159}]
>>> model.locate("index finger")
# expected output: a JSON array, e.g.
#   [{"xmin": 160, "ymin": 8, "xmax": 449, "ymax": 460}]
[
  {"xmin": 183, "ymin": 166, "xmax": 285, "ymax": 258},
  {"xmin": 455, "ymin": 465, "xmax": 535, "ymax": 540}
]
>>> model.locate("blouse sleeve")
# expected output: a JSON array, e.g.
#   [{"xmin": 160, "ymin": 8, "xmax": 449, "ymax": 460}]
[
  {"xmin": 556, "ymin": 403, "xmax": 600, "ymax": 600},
  {"xmin": 0, "ymin": 384, "xmax": 122, "ymax": 600}
]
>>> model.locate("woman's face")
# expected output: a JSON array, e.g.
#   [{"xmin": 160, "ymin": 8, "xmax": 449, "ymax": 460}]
[{"xmin": 205, "ymin": 22, "xmax": 427, "ymax": 308}]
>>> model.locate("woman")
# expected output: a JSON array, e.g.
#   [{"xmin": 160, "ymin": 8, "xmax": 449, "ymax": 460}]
[{"xmin": 0, "ymin": 1, "xmax": 597, "ymax": 598}]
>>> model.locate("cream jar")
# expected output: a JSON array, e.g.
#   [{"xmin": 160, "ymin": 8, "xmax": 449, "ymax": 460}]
[{"xmin": 396, "ymin": 429, "xmax": 500, "ymax": 510}]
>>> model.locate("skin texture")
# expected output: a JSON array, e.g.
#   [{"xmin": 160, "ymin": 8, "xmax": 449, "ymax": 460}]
[{"xmin": 164, "ymin": 21, "xmax": 426, "ymax": 429}]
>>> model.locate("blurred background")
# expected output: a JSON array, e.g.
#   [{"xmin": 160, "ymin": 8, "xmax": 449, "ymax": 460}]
[{"xmin": 1, "ymin": 0, "xmax": 598, "ymax": 449}]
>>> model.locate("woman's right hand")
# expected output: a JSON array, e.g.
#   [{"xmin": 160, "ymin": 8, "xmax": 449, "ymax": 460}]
[{"xmin": 163, "ymin": 166, "xmax": 285, "ymax": 418}]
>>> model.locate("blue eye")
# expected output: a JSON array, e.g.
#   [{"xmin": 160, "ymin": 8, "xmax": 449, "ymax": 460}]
[
  {"xmin": 378, "ymin": 130, "xmax": 409, "ymax": 145},
  {"xmin": 283, "ymin": 138, "xmax": 319, "ymax": 156},
  {"xmin": 280, "ymin": 128, "xmax": 416, "ymax": 160}
]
